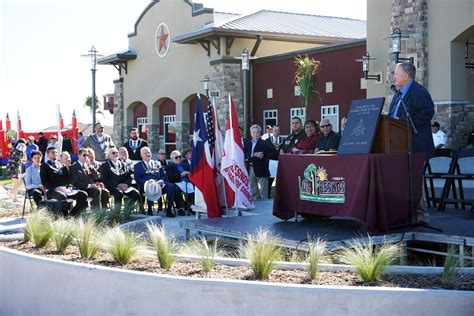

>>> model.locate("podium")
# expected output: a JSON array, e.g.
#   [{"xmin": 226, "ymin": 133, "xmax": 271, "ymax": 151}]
[{"xmin": 372, "ymin": 115, "xmax": 408, "ymax": 154}]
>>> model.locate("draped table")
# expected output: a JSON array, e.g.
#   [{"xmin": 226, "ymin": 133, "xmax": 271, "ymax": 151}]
[{"xmin": 273, "ymin": 153, "xmax": 425, "ymax": 234}]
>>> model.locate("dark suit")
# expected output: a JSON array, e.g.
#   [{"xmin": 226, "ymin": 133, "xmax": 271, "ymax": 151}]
[
  {"xmin": 71, "ymin": 162, "xmax": 109, "ymax": 209},
  {"xmin": 62, "ymin": 138, "xmax": 73, "ymax": 153},
  {"xmin": 134, "ymin": 160, "xmax": 177, "ymax": 211},
  {"xmin": 37, "ymin": 136, "xmax": 49, "ymax": 156},
  {"xmin": 265, "ymin": 136, "xmax": 283, "ymax": 160},
  {"xmin": 164, "ymin": 163, "xmax": 189, "ymax": 208},
  {"xmin": 123, "ymin": 138, "xmax": 148, "ymax": 161},
  {"xmin": 40, "ymin": 160, "xmax": 88, "ymax": 215},
  {"xmin": 244, "ymin": 138, "xmax": 270, "ymax": 199},
  {"xmin": 389, "ymin": 80, "xmax": 435, "ymax": 160},
  {"xmin": 180, "ymin": 159, "xmax": 191, "ymax": 172},
  {"xmin": 101, "ymin": 160, "xmax": 141, "ymax": 216}
]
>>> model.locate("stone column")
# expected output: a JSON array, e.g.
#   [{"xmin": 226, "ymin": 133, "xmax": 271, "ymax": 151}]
[
  {"xmin": 210, "ymin": 58, "xmax": 244, "ymax": 134},
  {"xmin": 112, "ymin": 78, "xmax": 125, "ymax": 145},
  {"xmin": 174, "ymin": 121, "xmax": 191, "ymax": 151},
  {"xmin": 147, "ymin": 123, "xmax": 160, "ymax": 152},
  {"xmin": 434, "ymin": 102, "xmax": 474, "ymax": 148}
]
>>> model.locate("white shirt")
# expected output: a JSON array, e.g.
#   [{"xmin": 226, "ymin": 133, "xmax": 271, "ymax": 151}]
[{"xmin": 432, "ymin": 130, "xmax": 447, "ymax": 148}]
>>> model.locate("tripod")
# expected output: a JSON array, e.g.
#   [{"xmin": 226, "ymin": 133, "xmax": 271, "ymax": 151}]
[{"xmin": 396, "ymin": 91, "xmax": 443, "ymax": 232}]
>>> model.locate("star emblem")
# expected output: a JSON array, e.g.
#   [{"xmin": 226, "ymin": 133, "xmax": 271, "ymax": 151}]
[
  {"xmin": 193, "ymin": 129, "xmax": 202, "ymax": 147},
  {"xmin": 158, "ymin": 25, "xmax": 169, "ymax": 53}
]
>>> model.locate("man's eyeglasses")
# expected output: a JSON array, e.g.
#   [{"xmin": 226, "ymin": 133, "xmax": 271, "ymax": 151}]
[
  {"xmin": 111, "ymin": 152, "xmax": 118, "ymax": 155},
  {"xmin": 320, "ymin": 125, "xmax": 331, "ymax": 128},
  {"xmin": 158, "ymin": 153, "xmax": 166, "ymax": 155},
  {"xmin": 82, "ymin": 154, "xmax": 89, "ymax": 157}
]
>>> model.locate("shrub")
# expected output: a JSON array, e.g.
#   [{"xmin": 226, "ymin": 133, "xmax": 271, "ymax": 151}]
[
  {"xmin": 24, "ymin": 209, "xmax": 53, "ymax": 248},
  {"xmin": 244, "ymin": 229, "xmax": 282, "ymax": 280},
  {"xmin": 51, "ymin": 218, "xmax": 75, "ymax": 253},
  {"xmin": 441, "ymin": 245, "xmax": 459, "ymax": 287},
  {"xmin": 74, "ymin": 218, "xmax": 101, "ymax": 259},
  {"xmin": 147, "ymin": 223, "xmax": 177, "ymax": 269},
  {"xmin": 307, "ymin": 236, "xmax": 327, "ymax": 280},
  {"xmin": 339, "ymin": 237, "xmax": 400, "ymax": 283},
  {"xmin": 181, "ymin": 236, "xmax": 225, "ymax": 272},
  {"xmin": 103, "ymin": 226, "xmax": 139, "ymax": 265}
]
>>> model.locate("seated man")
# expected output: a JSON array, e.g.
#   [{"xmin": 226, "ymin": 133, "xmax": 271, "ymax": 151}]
[
  {"xmin": 180, "ymin": 148, "xmax": 192, "ymax": 172},
  {"xmin": 118, "ymin": 146, "xmax": 135, "ymax": 174},
  {"xmin": 165, "ymin": 150, "xmax": 192, "ymax": 214},
  {"xmin": 100, "ymin": 148, "xmax": 141, "ymax": 218},
  {"xmin": 71, "ymin": 148, "xmax": 110, "ymax": 210},
  {"xmin": 60, "ymin": 151, "xmax": 73, "ymax": 185},
  {"xmin": 24, "ymin": 150, "xmax": 45, "ymax": 206},
  {"xmin": 134, "ymin": 147, "xmax": 178, "ymax": 217},
  {"xmin": 315, "ymin": 118, "xmax": 340, "ymax": 152},
  {"xmin": 40, "ymin": 147, "xmax": 88, "ymax": 216}
]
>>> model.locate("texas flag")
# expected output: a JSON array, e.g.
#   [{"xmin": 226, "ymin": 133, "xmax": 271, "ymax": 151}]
[
  {"xmin": 189, "ymin": 94, "xmax": 221, "ymax": 218},
  {"xmin": 220, "ymin": 94, "xmax": 254, "ymax": 209}
]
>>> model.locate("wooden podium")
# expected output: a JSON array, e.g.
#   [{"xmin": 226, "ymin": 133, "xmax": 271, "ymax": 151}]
[{"xmin": 372, "ymin": 115, "xmax": 408, "ymax": 154}]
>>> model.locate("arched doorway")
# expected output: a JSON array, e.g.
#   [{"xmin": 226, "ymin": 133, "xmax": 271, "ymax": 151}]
[
  {"xmin": 127, "ymin": 101, "xmax": 148, "ymax": 141},
  {"xmin": 187, "ymin": 94, "xmax": 208, "ymax": 132},
  {"xmin": 158, "ymin": 98, "xmax": 176, "ymax": 154}
]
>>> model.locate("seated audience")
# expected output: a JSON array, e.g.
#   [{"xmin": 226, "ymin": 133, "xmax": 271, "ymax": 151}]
[
  {"xmin": 100, "ymin": 148, "xmax": 141, "ymax": 218},
  {"xmin": 71, "ymin": 148, "xmax": 110, "ymax": 210},
  {"xmin": 431, "ymin": 121, "xmax": 447, "ymax": 149},
  {"xmin": 119, "ymin": 146, "xmax": 135, "ymax": 174},
  {"xmin": 40, "ymin": 147, "xmax": 88, "ymax": 216},
  {"xmin": 24, "ymin": 150, "xmax": 45, "ymax": 206},
  {"xmin": 292, "ymin": 120, "xmax": 320, "ymax": 154},
  {"xmin": 315, "ymin": 118, "xmax": 340, "ymax": 152}
]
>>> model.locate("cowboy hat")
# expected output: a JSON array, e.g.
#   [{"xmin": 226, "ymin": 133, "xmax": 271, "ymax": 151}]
[{"xmin": 144, "ymin": 179, "xmax": 162, "ymax": 201}]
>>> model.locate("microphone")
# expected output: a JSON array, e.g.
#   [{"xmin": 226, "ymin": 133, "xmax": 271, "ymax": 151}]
[{"xmin": 390, "ymin": 85, "xmax": 401, "ymax": 95}]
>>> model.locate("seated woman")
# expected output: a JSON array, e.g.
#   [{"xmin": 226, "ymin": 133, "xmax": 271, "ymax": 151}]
[
  {"xmin": 100, "ymin": 148, "xmax": 141, "ymax": 219},
  {"xmin": 292, "ymin": 120, "xmax": 320, "ymax": 154},
  {"xmin": 24, "ymin": 150, "xmax": 45, "ymax": 206}
]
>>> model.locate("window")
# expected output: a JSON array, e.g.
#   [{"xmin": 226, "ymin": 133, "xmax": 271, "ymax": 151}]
[
  {"xmin": 136, "ymin": 117, "xmax": 148, "ymax": 139},
  {"xmin": 163, "ymin": 115, "xmax": 176, "ymax": 153},
  {"xmin": 321, "ymin": 105, "xmax": 339, "ymax": 132},
  {"xmin": 290, "ymin": 107, "xmax": 306, "ymax": 133},
  {"xmin": 263, "ymin": 109, "xmax": 277, "ymax": 128}
]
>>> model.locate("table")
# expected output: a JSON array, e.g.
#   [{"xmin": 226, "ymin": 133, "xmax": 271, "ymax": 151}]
[{"xmin": 273, "ymin": 153, "xmax": 425, "ymax": 234}]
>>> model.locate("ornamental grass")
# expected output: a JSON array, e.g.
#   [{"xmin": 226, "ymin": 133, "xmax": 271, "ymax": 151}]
[
  {"xmin": 181, "ymin": 236, "xmax": 225, "ymax": 272},
  {"xmin": 244, "ymin": 228, "xmax": 282, "ymax": 280},
  {"xmin": 51, "ymin": 218, "xmax": 75, "ymax": 253},
  {"xmin": 24, "ymin": 209, "xmax": 53, "ymax": 248},
  {"xmin": 307, "ymin": 236, "xmax": 328, "ymax": 280},
  {"xmin": 441, "ymin": 245, "xmax": 460, "ymax": 287},
  {"xmin": 74, "ymin": 217, "xmax": 101, "ymax": 259},
  {"xmin": 339, "ymin": 237, "xmax": 400, "ymax": 283},
  {"xmin": 147, "ymin": 223, "xmax": 178, "ymax": 270},
  {"xmin": 103, "ymin": 226, "xmax": 139, "ymax": 265}
]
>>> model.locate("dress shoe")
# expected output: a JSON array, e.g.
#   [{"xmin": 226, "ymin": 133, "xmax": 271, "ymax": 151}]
[
  {"xmin": 158, "ymin": 207, "xmax": 163, "ymax": 214},
  {"xmin": 176, "ymin": 208, "xmax": 186, "ymax": 216},
  {"xmin": 166, "ymin": 208, "xmax": 175, "ymax": 218},
  {"xmin": 147, "ymin": 209, "xmax": 153, "ymax": 216}
]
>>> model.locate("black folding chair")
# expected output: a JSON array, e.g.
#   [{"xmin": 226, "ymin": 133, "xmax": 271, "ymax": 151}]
[
  {"xmin": 424, "ymin": 148, "xmax": 457, "ymax": 208},
  {"xmin": 438, "ymin": 148, "xmax": 474, "ymax": 213},
  {"xmin": 22, "ymin": 178, "xmax": 40, "ymax": 218}
]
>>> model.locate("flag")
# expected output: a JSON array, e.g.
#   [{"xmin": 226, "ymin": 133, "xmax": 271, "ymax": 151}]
[
  {"xmin": 189, "ymin": 94, "xmax": 221, "ymax": 218},
  {"xmin": 56, "ymin": 105, "xmax": 63, "ymax": 154},
  {"xmin": 220, "ymin": 94, "xmax": 254, "ymax": 209},
  {"xmin": 211, "ymin": 97, "xmax": 226, "ymax": 207}
]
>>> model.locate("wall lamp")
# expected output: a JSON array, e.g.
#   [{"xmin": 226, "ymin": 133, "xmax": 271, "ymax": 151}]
[
  {"xmin": 391, "ymin": 28, "xmax": 414, "ymax": 64},
  {"xmin": 356, "ymin": 52, "xmax": 381, "ymax": 81}
]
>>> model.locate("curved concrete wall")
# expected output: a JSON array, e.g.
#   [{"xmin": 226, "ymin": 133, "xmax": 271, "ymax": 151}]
[{"xmin": 0, "ymin": 247, "xmax": 473, "ymax": 316}]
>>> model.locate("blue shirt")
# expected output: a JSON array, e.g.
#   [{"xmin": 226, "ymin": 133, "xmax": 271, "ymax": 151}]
[
  {"xmin": 24, "ymin": 163, "xmax": 42, "ymax": 190},
  {"xmin": 25, "ymin": 143, "xmax": 39, "ymax": 167},
  {"xmin": 391, "ymin": 79, "xmax": 413, "ymax": 117}
]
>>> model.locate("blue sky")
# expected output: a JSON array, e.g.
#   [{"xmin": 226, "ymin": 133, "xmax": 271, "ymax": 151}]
[{"xmin": 0, "ymin": 0, "xmax": 366, "ymax": 132}]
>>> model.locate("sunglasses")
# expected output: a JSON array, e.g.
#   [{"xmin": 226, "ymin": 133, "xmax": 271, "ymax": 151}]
[
  {"xmin": 111, "ymin": 152, "xmax": 118, "ymax": 155},
  {"xmin": 174, "ymin": 156, "xmax": 182, "ymax": 159},
  {"xmin": 158, "ymin": 153, "xmax": 166, "ymax": 155},
  {"xmin": 320, "ymin": 125, "xmax": 331, "ymax": 128}
]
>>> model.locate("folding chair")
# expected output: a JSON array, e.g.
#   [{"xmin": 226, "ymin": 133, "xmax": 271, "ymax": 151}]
[
  {"xmin": 438, "ymin": 148, "xmax": 474, "ymax": 213},
  {"xmin": 22, "ymin": 178, "xmax": 40, "ymax": 218},
  {"xmin": 424, "ymin": 148, "xmax": 457, "ymax": 208}
]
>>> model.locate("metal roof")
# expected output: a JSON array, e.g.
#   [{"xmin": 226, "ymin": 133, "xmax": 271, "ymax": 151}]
[
  {"xmin": 97, "ymin": 48, "xmax": 137, "ymax": 65},
  {"xmin": 174, "ymin": 10, "xmax": 366, "ymax": 44}
]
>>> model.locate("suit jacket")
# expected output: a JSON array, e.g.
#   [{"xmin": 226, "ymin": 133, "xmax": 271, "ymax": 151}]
[
  {"xmin": 62, "ymin": 139, "xmax": 73, "ymax": 153},
  {"xmin": 37, "ymin": 136, "xmax": 49, "ymax": 155},
  {"xmin": 123, "ymin": 138, "xmax": 148, "ymax": 161},
  {"xmin": 81, "ymin": 134, "xmax": 115, "ymax": 162},
  {"xmin": 133, "ymin": 159, "xmax": 167, "ymax": 188},
  {"xmin": 180, "ymin": 159, "xmax": 191, "ymax": 172},
  {"xmin": 164, "ymin": 163, "xmax": 184, "ymax": 183},
  {"xmin": 265, "ymin": 136, "xmax": 283, "ymax": 160},
  {"xmin": 100, "ymin": 160, "xmax": 133, "ymax": 191},
  {"xmin": 243, "ymin": 138, "xmax": 270, "ymax": 178},
  {"xmin": 389, "ymin": 80, "xmax": 435, "ymax": 160},
  {"xmin": 70, "ymin": 162, "xmax": 94, "ymax": 190},
  {"xmin": 40, "ymin": 160, "xmax": 69, "ymax": 191}
]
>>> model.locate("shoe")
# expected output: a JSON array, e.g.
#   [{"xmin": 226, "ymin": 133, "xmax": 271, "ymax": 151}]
[
  {"xmin": 158, "ymin": 207, "xmax": 163, "ymax": 214},
  {"xmin": 147, "ymin": 209, "xmax": 153, "ymax": 216},
  {"xmin": 166, "ymin": 209, "xmax": 175, "ymax": 218},
  {"xmin": 177, "ymin": 208, "xmax": 186, "ymax": 216}
]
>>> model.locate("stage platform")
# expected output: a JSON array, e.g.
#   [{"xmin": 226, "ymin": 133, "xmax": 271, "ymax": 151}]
[{"xmin": 180, "ymin": 200, "xmax": 474, "ymax": 262}]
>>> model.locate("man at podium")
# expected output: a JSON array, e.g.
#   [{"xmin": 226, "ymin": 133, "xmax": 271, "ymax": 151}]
[{"xmin": 389, "ymin": 62, "xmax": 435, "ymax": 224}]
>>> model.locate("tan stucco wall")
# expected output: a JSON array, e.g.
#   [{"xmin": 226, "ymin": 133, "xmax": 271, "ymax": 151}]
[{"xmin": 367, "ymin": 0, "xmax": 474, "ymax": 103}]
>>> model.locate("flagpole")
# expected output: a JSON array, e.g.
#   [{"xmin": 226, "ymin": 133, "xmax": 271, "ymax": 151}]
[
  {"xmin": 229, "ymin": 94, "xmax": 241, "ymax": 216},
  {"xmin": 212, "ymin": 97, "xmax": 229, "ymax": 216}
]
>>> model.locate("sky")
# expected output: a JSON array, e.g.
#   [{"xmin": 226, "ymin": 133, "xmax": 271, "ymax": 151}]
[{"xmin": 0, "ymin": 0, "xmax": 366, "ymax": 132}]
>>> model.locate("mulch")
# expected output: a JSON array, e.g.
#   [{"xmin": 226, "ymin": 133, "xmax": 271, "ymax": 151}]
[{"xmin": 2, "ymin": 240, "xmax": 473, "ymax": 291}]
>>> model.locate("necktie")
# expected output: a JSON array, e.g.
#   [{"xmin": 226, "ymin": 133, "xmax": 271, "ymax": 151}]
[{"xmin": 391, "ymin": 94, "xmax": 401, "ymax": 117}]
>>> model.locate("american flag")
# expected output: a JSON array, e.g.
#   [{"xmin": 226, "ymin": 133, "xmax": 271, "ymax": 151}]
[{"xmin": 205, "ymin": 97, "xmax": 215, "ymax": 151}]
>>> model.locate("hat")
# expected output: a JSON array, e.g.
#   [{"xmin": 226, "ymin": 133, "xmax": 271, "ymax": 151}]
[
  {"xmin": 50, "ymin": 134, "xmax": 57, "ymax": 139},
  {"xmin": 95, "ymin": 122, "xmax": 104, "ymax": 129},
  {"xmin": 431, "ymin": 121, "xmax": 440, "ymax": 128},
  {"xmin": 144, "ymin": 180, "xmax": 162, "ymax": 202},
  {"xmin": 28, "ymin": 136, "xmax": 35, "ymax": 141}
]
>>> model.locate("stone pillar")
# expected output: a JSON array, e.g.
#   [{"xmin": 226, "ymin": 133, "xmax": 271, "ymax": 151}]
[
  {"xmin": 112, "ymin": 78, "xmax": 125, "ymax": 145},
  {"xmin": 210, "ymin": 58, "xmax": 244, "ymax": 133},
  {"xmin": 434, "ymin": 101, "xmax": 474, "ymax": 148},
  {"xmin": 174, "ymin": 121, "xmax": 191, "ymax": 151},
  {"xmin": 147, "ymin": 123, "xmax": 160, "ymax": 152}
]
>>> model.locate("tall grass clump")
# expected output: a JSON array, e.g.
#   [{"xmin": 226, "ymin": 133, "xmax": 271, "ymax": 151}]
[
  {"xmin": 441, "ymin": 245, "xmax": 459, "ymax": 287},
  {"xmin": 244, "ymin": 229, "xmax": 282, "ymax": 280},
  {"xmin": 340, "ymin": 237, "xmax": 400, "ymax": 283},
  {"xmin": 307, "ymin": 236, "xmax": 327, "ymax": 280},
  {"xmin": 74, "ymin": 217, "xmax": 101, "ymax": 259},
  {"xmin": 147, "ymin": 223, "xmax": 178, "ymax": 269},
  {"xmin": 181, "ymin": 236, "xmax": 225, "ymax": 272},
  {"xmin": 103, "ymin": 226, "xmax": 139, "ymax": 265},
  {"xmin": 23, "ymin": 209, "xmax": 53, "ymax": 248},
  {"xmin": 51, "ymin": 218, "xmax": 75, "ymax": 253}
]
